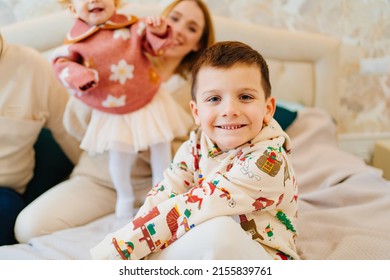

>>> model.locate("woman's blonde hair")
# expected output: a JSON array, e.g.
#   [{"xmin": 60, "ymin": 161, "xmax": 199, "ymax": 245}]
[
  {"xmin": 58, "ymin": 0, "xmax": 122, "ymax": 8},
  {"xmin": 161, "ymin": 0, "xmax": 215, "ymax": 78}
]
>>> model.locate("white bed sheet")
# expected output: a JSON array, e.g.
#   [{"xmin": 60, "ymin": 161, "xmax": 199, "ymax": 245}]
[{"xmin": 1, "ymin": 108, "xmax": 389, "ymax": 260}]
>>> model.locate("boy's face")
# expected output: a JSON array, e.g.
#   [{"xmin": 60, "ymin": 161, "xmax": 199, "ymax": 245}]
[
  {"xmin": 190, "ymin": 64, "xmax": 275, "ymax": 151},
  {"xmin": 70, "ymin": 0, "xmax": 116, "ymax": 26}
]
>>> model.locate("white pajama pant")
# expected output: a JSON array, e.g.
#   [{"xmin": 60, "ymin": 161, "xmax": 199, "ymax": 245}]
[
  {"xmin": 15, "ymin": 153, "xmax": 272, "ymax": 260},
  {"xmin": 14, "ymin": 151, "xmax": 151, "ymax": 243}
]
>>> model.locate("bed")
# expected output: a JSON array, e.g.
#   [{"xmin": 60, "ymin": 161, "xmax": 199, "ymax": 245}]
[{"xmin": 1, "ymin": 3, "xmax": 389, "ymax": 260}]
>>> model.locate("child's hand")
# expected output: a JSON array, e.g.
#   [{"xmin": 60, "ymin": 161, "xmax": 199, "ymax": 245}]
[
  {"xmin": 79, "ymin": 81, "xmax": 96, "ymax": 91},
  {"xmin": 79, "ymin": 69, "xmax": 99, "ymax": 92},
  {"xmin": 146, "ymin": 16, "xmax": 168, "ymax": 36}
]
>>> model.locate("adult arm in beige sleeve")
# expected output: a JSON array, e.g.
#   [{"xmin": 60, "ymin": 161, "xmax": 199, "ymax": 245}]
[
  {"xmin": 62, "ymin": 96, "xmax": 92, "ymax": 142},
  {"xmin": 44, "ymin": 66, "xmax": 82, "ymax": 165}
]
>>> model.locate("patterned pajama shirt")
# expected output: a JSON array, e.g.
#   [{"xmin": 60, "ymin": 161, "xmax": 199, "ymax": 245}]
[{"xmin": 91, "ymin": 119, "xmax": 299, "ymax": 260}]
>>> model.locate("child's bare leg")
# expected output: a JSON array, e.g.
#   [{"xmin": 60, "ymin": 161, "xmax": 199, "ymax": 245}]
[
  {"xmin": 109, "ymin": 150, "xmax": 136, "ymax": 219},
  {"xmin": 150, "ymin": 142, "xmax": 171, "ymax": 186}
]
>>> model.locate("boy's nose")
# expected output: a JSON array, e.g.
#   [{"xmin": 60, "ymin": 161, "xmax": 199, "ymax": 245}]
[{"xmin": 221, "ymin": 100, "xmax": 239, "ymax": 117}]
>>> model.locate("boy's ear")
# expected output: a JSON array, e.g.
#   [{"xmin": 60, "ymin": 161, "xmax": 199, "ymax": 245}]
[
  {"xmin": 264, "ymin": 96, "xmax": 276, "ymax": 124},
  {"xmin": 190, "ymin": 100, "xmax": 201, "ymax": 126}
]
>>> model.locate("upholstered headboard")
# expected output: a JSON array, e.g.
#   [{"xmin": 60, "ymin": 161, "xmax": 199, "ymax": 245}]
[{"xmin": 1, "ymin": 3, "xmax": 340, "ymax": 121}]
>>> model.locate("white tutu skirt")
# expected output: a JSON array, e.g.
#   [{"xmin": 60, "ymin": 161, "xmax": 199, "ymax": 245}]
[{"xmin": 80, "ymin": 88, "xmax": 194, "ymax": 154}]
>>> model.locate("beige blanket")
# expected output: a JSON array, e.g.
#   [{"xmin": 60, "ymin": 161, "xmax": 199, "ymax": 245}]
[{"xmin": 289, "ymin": 108, "xmax": 390, "ymax": 259}]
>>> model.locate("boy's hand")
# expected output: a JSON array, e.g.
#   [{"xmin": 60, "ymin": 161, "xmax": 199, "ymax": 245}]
[{"xmin": 146, "ymin": 16, "xmax": 168, "ymax": 36}]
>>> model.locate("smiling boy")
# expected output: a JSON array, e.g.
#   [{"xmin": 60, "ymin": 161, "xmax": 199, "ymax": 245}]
[
  {"xmin": 190, "ymin": 42, "xmax": 274, "ymax": 152},
  {"xmin": 91, "ymin": 41, "xmax": 299, "ymax": 260}
]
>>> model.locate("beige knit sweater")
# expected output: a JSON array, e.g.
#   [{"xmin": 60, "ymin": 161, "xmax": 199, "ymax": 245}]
[{"xmin": 0, "ymin": 39, "xmax": 81, "ymax": 193}]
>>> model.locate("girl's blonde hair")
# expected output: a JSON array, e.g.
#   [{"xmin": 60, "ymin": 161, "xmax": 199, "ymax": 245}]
[{"xmin": 161, "ymin": 0, "xmax": 215, "ymax": 78}]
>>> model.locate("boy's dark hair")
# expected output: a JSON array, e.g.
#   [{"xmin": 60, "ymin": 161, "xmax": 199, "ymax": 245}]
[{"xmin": 191, "ymin": 41, "xmax": 271, "ymax": 101}]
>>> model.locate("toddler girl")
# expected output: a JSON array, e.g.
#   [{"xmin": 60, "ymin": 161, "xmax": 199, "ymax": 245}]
[{"xmin": 53, "ymin": 0, "xmax": 192, "ymax": 218}]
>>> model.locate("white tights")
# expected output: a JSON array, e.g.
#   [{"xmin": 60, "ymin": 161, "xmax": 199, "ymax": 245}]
[
  {"xmin": 150, "ymin": 142, "xmax": 171, "ymax": 186},
  {"xmin": 109, "ymin": 150, "xmax": 136, "ymax": 219},
  {"xmin": 109, "ymin": 142, "xmax": 171, "ymax": 218}
]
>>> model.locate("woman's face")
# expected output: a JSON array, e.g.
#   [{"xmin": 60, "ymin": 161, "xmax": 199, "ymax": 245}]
[{"xmin": 164, "ymin": 1, "xmax": 206, "ymax": 60}]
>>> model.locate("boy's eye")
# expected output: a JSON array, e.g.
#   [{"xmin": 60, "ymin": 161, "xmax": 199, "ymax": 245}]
[
  {"xmin": 240, "ymin": 94, "xmax": 254, "ymax": 101},
  {"xmin": 206, "ymin": 96, "xmax": 220, "ymax": 102}
]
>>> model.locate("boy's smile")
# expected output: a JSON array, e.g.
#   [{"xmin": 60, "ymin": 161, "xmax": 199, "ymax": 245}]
[
  {"xmin": 216, "ymin": 124, "xmax": 246, "ymax": 130},
  {"xmin": 190, "ymin": 63, "xmax": 275, "ymax": 151}
]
